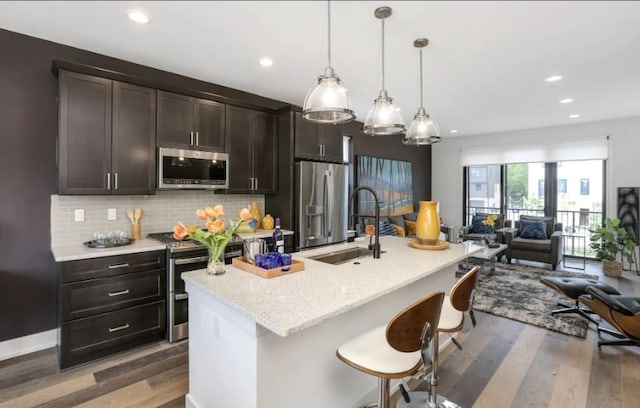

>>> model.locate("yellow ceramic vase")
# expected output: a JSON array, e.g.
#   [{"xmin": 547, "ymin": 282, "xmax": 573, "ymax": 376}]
[
  {"xmin": 250, "ymin": 201, "xmax": 262, "ymax": 229},
  {"xmin": 262, "ymin": 214, "xmax": 275, "ymax": 230},
  {"xmin": 416, "ymin": 201, "xmax": 440, "ymax": 245}
]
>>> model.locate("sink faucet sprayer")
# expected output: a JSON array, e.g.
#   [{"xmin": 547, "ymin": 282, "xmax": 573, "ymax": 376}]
[{"xmin": 349, "ymin": 186, "xmax": 381, "ymax": 259}]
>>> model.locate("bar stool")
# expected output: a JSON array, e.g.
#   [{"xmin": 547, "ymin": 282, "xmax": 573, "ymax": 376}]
[
  {"xmin": 397, "ymin": 266, "xmax": 480, "ymax": 408},
  {"xmin": 336, "ymin": 291, "xmax": 445, "ymax": 408}
]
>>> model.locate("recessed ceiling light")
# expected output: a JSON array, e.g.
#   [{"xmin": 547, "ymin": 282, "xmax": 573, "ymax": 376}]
[
  {"xmin": 449, "ymin": 129, "xmax": 459, "ymax": 134},
  {"xmin": 259, "ymin": 57, "xmax": 273, "ymax": 67},
  {"xmin": 128, "ymin": 11, "xmax": 149, "ymax": 24},
  {"xmin": 559, "ymin": 98, "xmax": 574, "ymax": 104},
  {"xmin": 569, "ymin": 114, "xmax": 581, "ymax": 119},
  {"xmin": 544, "ymin": 75, "xmax": 563, "ymax": 82}
]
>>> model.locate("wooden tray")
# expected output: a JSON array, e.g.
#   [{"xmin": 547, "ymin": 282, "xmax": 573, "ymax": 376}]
[
  {"xmin": 408, "ymin": 238, "xmax": 450, "ymax": 250},
  {"xmin": 232, "ymin": 256, "xmax": 305, "ymax": 279}
]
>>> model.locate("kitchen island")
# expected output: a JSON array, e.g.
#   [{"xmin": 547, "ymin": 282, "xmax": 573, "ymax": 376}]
[{"xmin": 182, "ymin": 237, "xmax": 480, "ymax": 408}]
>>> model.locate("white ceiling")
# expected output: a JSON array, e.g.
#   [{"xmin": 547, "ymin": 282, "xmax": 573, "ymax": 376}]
[{"xmin": 1, "ymin": 1, "xmax": 640, "ymax": 137}]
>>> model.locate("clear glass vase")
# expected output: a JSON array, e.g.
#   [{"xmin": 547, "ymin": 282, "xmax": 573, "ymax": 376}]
[{"xmin": 207, "ymin": 246, "xmax": 226, "ymax": 275}]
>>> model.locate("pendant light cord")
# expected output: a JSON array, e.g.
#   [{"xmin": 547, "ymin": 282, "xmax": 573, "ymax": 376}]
[
  {"xmin": 381, "ymin": 18, "xmax": 385, "ymax": 91},
  {"xmin": 327, "ymin": 0, "xmax": 332, "ymax": 68},
  {"xmin": 419, "ymin": 47, "xmax": 424, "ymax": 108}
]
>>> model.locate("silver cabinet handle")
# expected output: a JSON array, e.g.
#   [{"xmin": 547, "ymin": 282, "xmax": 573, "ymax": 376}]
[
  {"xmin": 175, "ymin": 293, "xmax": 189, "ymax": 301},
  {"xmin": 108, "ymin": 289, "xmax": 129, "ymax": 297},
  {"xmin": 190, "ymin": 131, "xmax": 194, "ymax": 145},
  {"xmin": 249, "ymin": 178, "xmax": 253, "ymax": 190},
  {"xmin": 106, "ymin": 173, "xmax": 111, "ymax": 190},
  {"xmin": 195, "ymin": 131, "xmax": 199, "ymax": 145},
  {"xmin": 108, "ymin": 263, "xmax": 130, "ymax": 269},
  {"xmin": 108, "ymin": 324, "xmax": 130, "ymax": 333},
  {"xmin": 113, "ymin": 173, "xmax": 118, "ymax": 190},
  {"xmin": 319, "ymin": 145, "xmax": 323, "ymax": 156},
  {"xmin": 254, "ymin": 177, "xmax": 258, "ymax": 190}
]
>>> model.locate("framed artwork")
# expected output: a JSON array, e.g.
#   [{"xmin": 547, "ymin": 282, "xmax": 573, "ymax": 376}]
[
  {"xmin": 356, "ymin": 155, "xmax": 414, "ymax": 217},
  {"xmin": 617, "ymin": 187, "xmax": 639, "ymax": 244}
]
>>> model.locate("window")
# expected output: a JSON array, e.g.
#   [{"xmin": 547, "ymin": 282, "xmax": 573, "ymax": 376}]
[
  {"xmin": 580, "ymin": 178, "xmax": 590, "ymax": 195},
  {"xmin": 558, "ymin": 179, "xmax": 567, "ymax": 193},
  {"xmin": 538, "ymin": 179, "xmax": 545, "ymax": 198}
]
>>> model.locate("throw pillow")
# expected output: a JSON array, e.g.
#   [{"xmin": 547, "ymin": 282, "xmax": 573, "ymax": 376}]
[
  {"xmin": 404, "ymin": 220, "xmax": 417, "ymax": 236},
  {"xmin": 519, "ymin": 220, "xmax": 548, "ymax": 240},
  {"xmin": 391, "ymin": 223, "xmax": 406, "ymax": 237},
  {"xmin": 471, "ymin": 216, "xmax": 495, "ymax": 234},
  {"xmin": 378, "ymin": 220, "xmax": 397, "ymax": 236}
]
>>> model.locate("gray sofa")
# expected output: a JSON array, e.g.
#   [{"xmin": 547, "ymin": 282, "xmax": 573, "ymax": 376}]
[
  {"xmin": 504, "ymin": 215, "xmax": 564, "ymax": 270},
  {"xmin": 462, "ymin": 213, "xmax": 511, "ymax": 243}
]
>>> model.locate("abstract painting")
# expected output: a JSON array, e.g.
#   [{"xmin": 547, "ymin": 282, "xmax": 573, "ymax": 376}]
[
  {"xmin": 356, "ymin": 155, "xmax": 414, "ymax": 217},
  {"xmin": 617, "ymin": 187, "xmax": 639, "ymax": 244}
]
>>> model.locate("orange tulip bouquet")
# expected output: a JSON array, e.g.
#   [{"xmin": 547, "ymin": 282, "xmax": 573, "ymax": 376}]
[{"xmin": 173, "ymin": 204, "xmax": 252, "ymax": 275}]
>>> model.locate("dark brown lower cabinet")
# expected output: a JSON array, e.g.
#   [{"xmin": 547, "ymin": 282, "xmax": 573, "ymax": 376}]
[{"xmin": 58, "ymin": 251, "xmax": 166, "ymax": 369}]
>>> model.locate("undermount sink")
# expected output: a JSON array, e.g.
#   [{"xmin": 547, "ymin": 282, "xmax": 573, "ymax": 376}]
[{"xmin": 308, "ymin": 247, "xmax": 386, "ymax": 265}]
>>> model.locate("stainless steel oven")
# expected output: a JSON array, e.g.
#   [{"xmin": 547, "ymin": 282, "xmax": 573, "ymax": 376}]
[{"xmin": 149, "ymin": 232, "xmax": 243, "ymax": 342}]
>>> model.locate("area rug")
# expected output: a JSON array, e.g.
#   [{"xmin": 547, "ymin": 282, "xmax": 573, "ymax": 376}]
[{"xmin": 457, "ymin": 261, "xmax": 598, "ymax": 338}]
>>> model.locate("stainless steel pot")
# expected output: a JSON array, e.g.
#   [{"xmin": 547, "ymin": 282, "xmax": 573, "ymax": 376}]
[{"xmin": 244, "ymin": 238, "xmax": 267, "ymax": 264}]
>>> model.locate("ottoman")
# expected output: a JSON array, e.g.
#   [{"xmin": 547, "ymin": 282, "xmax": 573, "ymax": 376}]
[{"xmin": 540, "ymin": 277, "xmax": 620, "ymax": 323}]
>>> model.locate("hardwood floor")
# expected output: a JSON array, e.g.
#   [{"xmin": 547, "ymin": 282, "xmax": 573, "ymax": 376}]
[{"xmin": 1, "ymin": 260, "xmax": 638, "ymax": 407}]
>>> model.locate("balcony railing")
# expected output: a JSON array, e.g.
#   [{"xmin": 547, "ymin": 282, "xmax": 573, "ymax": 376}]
[{"xmin": 466, "ymin": 207, "xmax": 603, "ymax": 258}]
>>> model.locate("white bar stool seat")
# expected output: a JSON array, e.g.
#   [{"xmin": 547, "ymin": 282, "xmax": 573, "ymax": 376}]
[
  {"xmin": 337, "ymin": 291, "xmax": 445, "ymax": 408},
  {"xmin": 337, "ymin": 325, "xmax": 422, "ymax": 377}
]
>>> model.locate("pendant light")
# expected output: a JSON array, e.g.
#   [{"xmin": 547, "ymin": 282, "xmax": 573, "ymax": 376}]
[
  {"xmin": 362, "ymin": 6, "xmax": 406, "ymax": 136},
  {"xmin": 302, "ymin": 1, "xmax": 356, "ymax": 124},
  {"xmin": 403, "ymin": 38, "xmax": 441, "ymax": 145}
]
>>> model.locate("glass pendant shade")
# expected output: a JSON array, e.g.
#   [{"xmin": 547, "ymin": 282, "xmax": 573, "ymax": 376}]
[
  {"xmin": 362, "ymin": 6, "xmax": 406, "ymax": 136},
  {"xmin": 303, "ymin": 66, "xmax": 355, "ymax": 123},
  {"xmin": 302, "ymin": 1, "xmax": 356, "ymax": 124},
  {"xmin": 404, "ymin": 107, "xmax": 441, "ymax": 145},
  {"xmin": 403, "ymin": 37, "xmax": 440, "ymax": 145},
  {"xmin": 363, "ymin": 90, "xmax": 406, "ymax": 136}
]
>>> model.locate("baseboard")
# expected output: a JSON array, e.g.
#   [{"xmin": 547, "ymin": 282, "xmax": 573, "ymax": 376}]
[{"xmin": 0, "ymin": 329, "xmax": 58, "ymax": 361}]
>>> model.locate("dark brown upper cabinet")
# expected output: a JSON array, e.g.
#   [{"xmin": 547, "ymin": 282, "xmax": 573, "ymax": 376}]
[
  {"xmin": 226, "ymin": 106, "xmax": 277, "ymax": 194},
  {"xmin": 293, "ymin": 111, "xmax": 344, "ymax": 163},
  {"xmin": 58, "ymin": 70, "xmax": 156, "ymax": 195},
  {"xmin": 157, "ymin": 90, "xmax": 225, "ymax": 151}
]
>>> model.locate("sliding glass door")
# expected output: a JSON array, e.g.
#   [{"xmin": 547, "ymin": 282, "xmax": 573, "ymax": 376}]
[{"xmin": 464, "ymin": 159, "xmax": 605, "ymax": 258}]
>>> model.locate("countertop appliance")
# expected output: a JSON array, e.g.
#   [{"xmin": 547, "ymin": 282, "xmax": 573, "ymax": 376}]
[
  {"xmin": 158, "ymin": 147, "xmax": 229, "ymax": 190},
  {"xmin": 148, "ymin": 232, "xmax": 243, "ymax": 342},
  {"xmin": 296, "ymin": 161, "xmax": 348, "ymax": 250}
]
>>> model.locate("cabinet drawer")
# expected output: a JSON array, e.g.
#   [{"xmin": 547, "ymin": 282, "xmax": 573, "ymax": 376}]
[
  {"xmin": 60, "ymin": 251, "xmax": 165, "ymax": 283},
  {"xmin": 62, "ymin": 270, "xmax": 165, "ymax": 321},
  {"xmin": 59, "ymin": 301, "xmax": 165, "ymax": 369}
]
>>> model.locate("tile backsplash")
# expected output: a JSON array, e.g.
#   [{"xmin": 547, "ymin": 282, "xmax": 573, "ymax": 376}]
[{"xmin": 51, "ymin": 191, "xmax": 265, "ymax": 246}]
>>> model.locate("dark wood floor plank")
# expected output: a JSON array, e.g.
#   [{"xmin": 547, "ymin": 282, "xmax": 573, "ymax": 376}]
[
  {"xmin": 512, "ymin": 330, "xmax": 571, "ymax": 407},
  {"xmin": 147, "ymin": 362, "xmax": 189, "ymax": 389},
  {"xmin": 155, "ymin": 395, "xmax": 186, "ymax": 408},
  {"xmin": 93, "ymin": 341, "xmax": 188, "ymax": 383},
  {"xmin": 586, "ymin": 344, "xmax": 624, "ymax": 408},
  {"xmin": 0, "ymin": 349, "xmax": 58, "ymax": 390},
  {"xmin": 34, "ymin": 352, "xmax": 187, "ymax": 408}
]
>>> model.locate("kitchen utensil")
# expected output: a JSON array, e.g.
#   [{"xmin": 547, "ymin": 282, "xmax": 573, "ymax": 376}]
[
  {"xmin": 243, "ymin": 238, "xmax": 267, "ymax": 265},
  {"xmin": 131, "ymin": 208, "xmax": 143, "ymax": 240}
]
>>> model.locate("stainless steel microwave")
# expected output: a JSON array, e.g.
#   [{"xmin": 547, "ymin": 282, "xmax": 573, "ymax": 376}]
[{"xmin": 158, "ymin": 147, "xmax": 229, "ymax": 190}]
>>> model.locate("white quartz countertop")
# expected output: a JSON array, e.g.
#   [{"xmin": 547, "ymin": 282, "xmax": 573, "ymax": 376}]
[
  {"xmin": 183, "ymin": 237, "xmax": 481, "ymax": 337},
  {"xmin": 51, "ymin": 229, "xmax": 294, "ymax": 262},
  {"xmin": 52, "ymin": 239, "xmax": 166, "ymax": 262}
]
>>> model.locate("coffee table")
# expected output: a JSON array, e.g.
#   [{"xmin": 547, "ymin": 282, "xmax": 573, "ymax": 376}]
[{"xmin": 463, "ymin": 241, "xmax": 508, "ymax": 274}]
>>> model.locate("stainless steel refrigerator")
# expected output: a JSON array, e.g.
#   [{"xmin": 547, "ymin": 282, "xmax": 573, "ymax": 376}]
[{"xmin": 296, "ymin": 161, "xmax": 348, "ymax": 249}]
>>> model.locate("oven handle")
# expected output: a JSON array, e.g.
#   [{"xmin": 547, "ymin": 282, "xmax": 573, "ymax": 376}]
[
  {"xmin": 175, "ymin": 293, "xmax": 189, "ymax": 301},
  {"xmin": 174, "ymin": 256, "xmax": 209, "ymax": 265}
]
